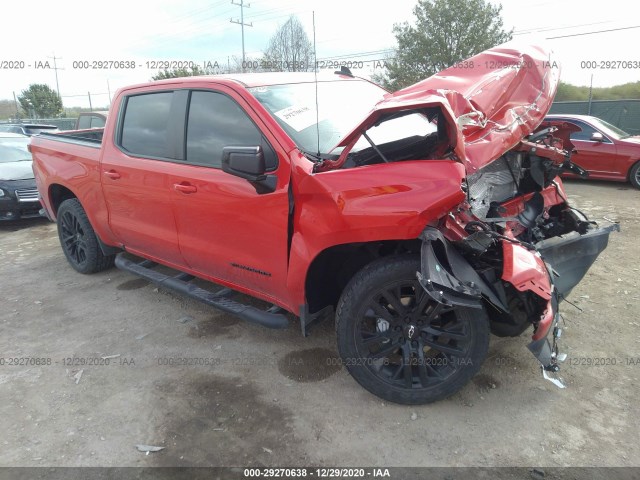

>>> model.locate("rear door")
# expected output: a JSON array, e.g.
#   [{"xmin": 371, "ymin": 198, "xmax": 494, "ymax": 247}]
[
  {"xmin": 168, "ymin": 87, "xmax": 292, "ymax": 301},
  {"xmin": 100, "ymin": 89, "xmax": 188, "ymax": 267}
]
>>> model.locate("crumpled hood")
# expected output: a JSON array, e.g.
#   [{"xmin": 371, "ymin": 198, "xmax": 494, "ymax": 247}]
[
  {"xmin": 0, "ymin": 160, "xmax": 34, "ymax": 181},
  {"xmin": 336, "ymin": 43, "xmax": 560, "ymax": 173}
]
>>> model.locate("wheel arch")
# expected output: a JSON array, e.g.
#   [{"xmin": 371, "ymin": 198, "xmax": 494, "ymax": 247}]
[
  {"xmin": 48, "ymin": 183, "xmax": 78, "ymax": 217},
  {"xmin": 627, "ymin": 159, "xmax": 640, "ymax": 188},
  {"xmin": 304, "ymin": 239, "xmax": 421, "ymax": 316},
  {"xmin": 50, "ymin": 187, "xmax": 121, "ymax": 257}
]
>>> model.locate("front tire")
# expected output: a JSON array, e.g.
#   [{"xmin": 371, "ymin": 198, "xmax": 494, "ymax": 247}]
[
  {"xmin": 57, "ymin": 198, "xmax": 115, "ymax": 274},
  {"xmin": 629, "ymin": 162, "xmax": 640, "ymax": 189},
  {"xmin": 335, "ymin": 256, "xmax": 489, "ymax": 404}
]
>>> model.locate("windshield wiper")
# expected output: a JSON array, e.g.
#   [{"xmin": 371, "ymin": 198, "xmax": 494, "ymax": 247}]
[{"xmin": 300, "ymin": 149, "xmax": 339, "ymax": 163}]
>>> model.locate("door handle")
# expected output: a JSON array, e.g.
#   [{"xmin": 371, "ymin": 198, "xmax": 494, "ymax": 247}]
[
  {"xmin": 173, "ymin": 183, "xmax": 197, "ymax": 194},
  {"xmin": 103, "ymin": 170, "xmax": 121, "ymax": 179}
]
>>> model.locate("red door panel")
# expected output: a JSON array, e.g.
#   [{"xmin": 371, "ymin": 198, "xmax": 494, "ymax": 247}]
[
  {"xmin": 169, "ymin": 87, "xmax": 292, "ymax": 303},
  {"xmin": 571, "ymin": 139, "xmax": 619, "ymax": 177},
  {"xmin": 100, "ymin": 90, "xmax": 187, "ymax": 267},
  {"xmin": 170, "ymin": 164, "xmax": 290, "ymax": 300},
  {"xmin": 101, "ymin": 154, "xmax": 186, "ymax": 267}
]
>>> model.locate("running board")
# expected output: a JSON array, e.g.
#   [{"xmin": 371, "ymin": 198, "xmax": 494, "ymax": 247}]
[{"xmin": 115, "ymin": 254, "xmax": 289, "ymax": 329}]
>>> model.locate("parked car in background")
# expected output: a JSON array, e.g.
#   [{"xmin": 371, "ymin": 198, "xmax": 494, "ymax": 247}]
[
  {"xmin": 0, "ymin": 133, "xmax": 41, "ymax": 220},
  {"xmin": 0, "ymin": 123, "xmax": 59, "ymax": 136},
  {"xmin": 74, "ymin": 111, "xmax": 108, "ymax": 130},
  {"xmin": 539, "ymin": 114, "xmax": 640, "ymax": 189}
]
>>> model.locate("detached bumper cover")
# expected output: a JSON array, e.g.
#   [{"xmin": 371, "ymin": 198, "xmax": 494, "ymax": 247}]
[
  {"xmin": 535, "ymin": 223, "xmax": 620, "ymax": 297},
  {"xmin": 527, "ymin": 222, "xmax": 619, "ymax": 384}
]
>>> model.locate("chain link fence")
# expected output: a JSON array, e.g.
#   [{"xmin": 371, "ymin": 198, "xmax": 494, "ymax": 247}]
[{"xmin": 550, "ymin": 100, "xmax": 640, "ymax": 135}]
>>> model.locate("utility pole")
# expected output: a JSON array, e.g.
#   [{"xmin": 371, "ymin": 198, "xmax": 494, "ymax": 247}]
[
  {"xmin": 230, "ymin": 0, "xmax": 252, "ymax": 70},
  {"xmin": 47, "ymin": 53, "xmax": 63, "ymax": 99},
  {"xmin": 587, "ymin": 74, "xmax": 593, "ymax": 116},
  {"xmin": 12, "ymin": 91, "xmax": 19, "ymax": 119},
  {"xmin": 88, "ymin": 92, "xmax": 93, "ymax": 112},
  {"xmin": 107, "ymin": 80, "xmax": 112, "ymax": 106}
]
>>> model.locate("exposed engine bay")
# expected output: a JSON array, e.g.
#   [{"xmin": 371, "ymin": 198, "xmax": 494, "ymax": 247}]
[
  {"xmin": 420, "ymin": 128, "xmax": 618, "ymax": 387},
  {"xmin": 310, "ymin": 44, "xmax": 620, "ymax": 390},
  {"xmin": 327, "ymin": 114, "xmax": 619, "ymax": 388}
]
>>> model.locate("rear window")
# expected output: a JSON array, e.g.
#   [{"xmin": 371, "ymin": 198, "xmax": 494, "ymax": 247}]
[
  {"xmin": 120, "ymin": 92, "xmax": 174, "ymax": 158},
  {"xmin": 0, "ymin": 126, "xmax": 23, "ymax": 134},
  {"xmin": 90, "ymin": 116, "xmax": 106, "ymax": 128},
  {"xmin": 77, "ymin": 116, "xmax": 91, "ymax": 129}
]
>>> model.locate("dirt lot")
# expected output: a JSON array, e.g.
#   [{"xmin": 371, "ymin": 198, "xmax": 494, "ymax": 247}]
[{"xmin": 1, "ymin": 179, "xmax": 639, "ymax": 468}]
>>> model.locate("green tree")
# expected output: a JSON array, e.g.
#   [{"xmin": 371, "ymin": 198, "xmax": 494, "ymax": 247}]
[
  {"xmin": 553, "ymin": 81, "xmax": 640, "ymax": 102},
  {"xmin": 17, "ymin": 84, "xmax": 63, "ymax": 118},
  {"xmin": 375, "ymin": 0, "xmax": 512, "ymax": 91},
  {"xmin": 0, "ymin": 99, "xmax": 24, "ymax": 120},
  {"xmin": 555, "ymin": 82, "xmax": 588, "ymax": 101},
  {"xmin": 151, "ymin": 65, "xmax": 216, "ymax": 81}
]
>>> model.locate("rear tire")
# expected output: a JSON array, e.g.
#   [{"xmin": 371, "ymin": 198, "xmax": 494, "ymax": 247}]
[
  {"xmin": 57, "ymin": 198, "xmax": 115, "ymax": 274},
  {"xmin": 335, "ymin": 255, "xmax": 489, "ymax": 405},
  {"xmin": 629, "ymin": 162, "xmax": 640, "ymax": 189}
]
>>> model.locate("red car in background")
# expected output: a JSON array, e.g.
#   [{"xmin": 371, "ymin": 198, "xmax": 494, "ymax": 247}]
[{"xmin": 540, "ymin": 114, "xmax": 640, "ymax": 189}]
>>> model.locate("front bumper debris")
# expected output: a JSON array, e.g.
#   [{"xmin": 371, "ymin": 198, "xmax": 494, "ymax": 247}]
[
  {"xmin": 527, "ymin": 309, "xmax": 566, "ymax": 389},
  {"xmin": 417, "ymin": 227, "xmax": 507, "ymax": 310}
]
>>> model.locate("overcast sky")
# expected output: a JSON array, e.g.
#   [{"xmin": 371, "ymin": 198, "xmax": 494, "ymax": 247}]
[{"xmin": 1, "ymin": 0, "xmax": 638, "ymax": 109}]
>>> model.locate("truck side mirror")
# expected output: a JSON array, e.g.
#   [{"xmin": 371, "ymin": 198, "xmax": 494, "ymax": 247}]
[
  {"xmin": 221, "ymin": 146, "xmax": 277, "ymax": 194},
  {"xmin": 591, "ymin": 132, "xmax": 604, "ymax": 142},
  {"xmin": 222, "ymin": 146, "xmax": 266, "ymax": 182}
]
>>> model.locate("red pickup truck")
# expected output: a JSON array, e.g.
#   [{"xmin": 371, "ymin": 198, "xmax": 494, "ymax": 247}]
[{"xmin": 31, "ymin": 44, "xmax": 618, "ymax": 404}]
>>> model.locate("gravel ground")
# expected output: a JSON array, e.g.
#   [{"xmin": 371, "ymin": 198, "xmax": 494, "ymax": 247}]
[{"xmin": 0, "ymin": 179, "xmax": 638, "ymax": 468}]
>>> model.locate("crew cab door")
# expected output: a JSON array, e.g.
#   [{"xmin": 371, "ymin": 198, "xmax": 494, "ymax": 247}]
[
  {"xmin": 169, "ymin": 88, "xmax": 291, "ymax": 301},
  {"xmin": 100, "ymin": 89, "xmax": 187, "ymax": 267}
]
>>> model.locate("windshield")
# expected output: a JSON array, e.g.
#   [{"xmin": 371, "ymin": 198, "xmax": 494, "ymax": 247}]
[
  {"xmin": 250, "ymin": 80, "xmax": 433, "ymax": 156},
  {"xmin": 591, "ymin": 118, "xmax": 630, "ymax": 139},
  {"xmin": 0, "ymin": 137, "xmax": 31, "ymax": 163}
]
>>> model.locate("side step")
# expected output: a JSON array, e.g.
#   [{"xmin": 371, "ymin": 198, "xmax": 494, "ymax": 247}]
[{"xmin": 115, "ymin": 253, "xmax": 289, "ymax": 329}]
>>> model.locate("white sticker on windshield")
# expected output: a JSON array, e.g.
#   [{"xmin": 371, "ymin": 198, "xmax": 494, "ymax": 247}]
[{"xmin": 273, "ymin": 105, "xmax": 319, "ymax": 132}]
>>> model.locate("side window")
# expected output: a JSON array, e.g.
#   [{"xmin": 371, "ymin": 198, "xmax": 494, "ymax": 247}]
[
  {"xmin": 77, "ymin": 116, "xmax": 91, "ymax": 129},
  {"xmin": 569, "ymin": 121, "xmax": 598, "ymax": 141},
  {"xmin": 90, "ymin": 116, "xmax": 106, "ymax": 128},
  {"xmin": 121, "ymin": 92, "xmax": 174, "ymax": 158},
  {"xmin": 186, "ymin": 91, "xmax": 276, "ymax": 169}
]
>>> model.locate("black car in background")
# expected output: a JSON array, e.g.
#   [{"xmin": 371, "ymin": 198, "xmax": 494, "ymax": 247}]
[
  {"xmin": 0, "ymin": 124, "xmax": 59, "ymax": 136},
  {"xmin": 0, "ymin": 133, "xmax": 42, "ymax": 220}
]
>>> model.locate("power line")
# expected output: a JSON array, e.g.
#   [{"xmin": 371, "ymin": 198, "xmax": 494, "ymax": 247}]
[
  {"xmin": 316, "ymin": 49, "xmax": 395, "ymax": 61},
  {"xmin": 231, "ymin": 0, "xmax": 253, "ymax": 66},
  {"xmin": 546, "ymin": 24, "xmax": 640, "ymax": 39},
  {"xmin": 514, "ymin": 20, "xmax": 612, "ymax": 35},
  {"xmin": 125, "ymin": 5, "xmax": 239, "ymax": 51}
]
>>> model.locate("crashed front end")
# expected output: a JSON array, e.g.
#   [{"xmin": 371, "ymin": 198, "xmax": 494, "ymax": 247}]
[
  {"xmin": 405, "ymin": 45, "xmax": 620, "ymax": 387},
  {"xmin": 419, "ymin": 142, "xmax": 619, "ymax": 387},
  {"xmin": 324, "ymin": 43, "xmax": 619, "ymax": 387}
]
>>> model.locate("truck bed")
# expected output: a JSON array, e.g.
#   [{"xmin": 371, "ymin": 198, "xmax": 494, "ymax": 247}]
[{"xmin": 39, "ymin": 128, "xmax": 104, "ymax": 146}]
